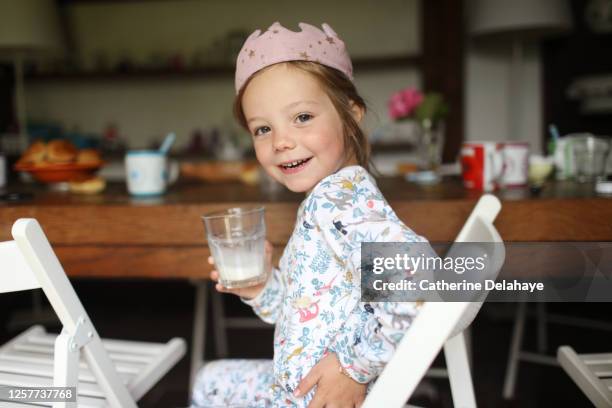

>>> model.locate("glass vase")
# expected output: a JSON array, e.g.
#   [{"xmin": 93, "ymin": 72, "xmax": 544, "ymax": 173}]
[{"xmin": 418, "ymin": 119, "xmax": 445, "ymax": 171}]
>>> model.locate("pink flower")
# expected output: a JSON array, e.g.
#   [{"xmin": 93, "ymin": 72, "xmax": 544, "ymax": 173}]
[{"xmin": 388, "ymin": 88, "xmax": 424, "ymax": 120}]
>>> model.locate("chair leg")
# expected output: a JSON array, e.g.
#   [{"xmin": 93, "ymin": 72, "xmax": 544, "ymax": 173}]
[
  {"xmin": 211, "ymin": 288, "xmax": 229, "ymax": 358},
  {"xmin": 189, "ymin": 280, "xmax": 209, "ymax": 394},
  {"xmin": 53, "ymin": 330, "xmax": 78, "ymax": 408},
  {"xmin": 444, "ymin": 332, "xmax": 477, "ymax": 408},
  {"xmin": 536, "ymin": 302, "xmax": 547, "ymax": 354},
  {"xmin": 502, "ymin": 301, "xmax": 527, "ymax": 399},
  {"xmin": 464, "ymin": 326, "xmax": 473, "ymax": 368}
]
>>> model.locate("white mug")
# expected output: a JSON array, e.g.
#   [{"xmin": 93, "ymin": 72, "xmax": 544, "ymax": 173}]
[
  {"xmin": 500, "ymin": 142, "xmax": 529, "ymax": 187},
  {"xmin": 125, "ymin": 151, "xmax": 168, "ymax": 196}
]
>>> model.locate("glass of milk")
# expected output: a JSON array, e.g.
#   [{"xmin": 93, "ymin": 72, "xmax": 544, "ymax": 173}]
[{"xmin": 201, "ymin": 206, "xmax": 267, "ymax": 288}]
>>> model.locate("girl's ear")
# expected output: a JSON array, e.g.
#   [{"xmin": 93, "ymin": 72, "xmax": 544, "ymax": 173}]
[{"xmin": 349, "ymin": 101, "xmax": 365, "ymax": 124}]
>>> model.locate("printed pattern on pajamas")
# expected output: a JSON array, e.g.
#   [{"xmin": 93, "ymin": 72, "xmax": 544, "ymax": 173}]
[
  {"xmin": 191, "ymin": 360, "xmax": 274, "ymax": 407},
  {"xmin": 191, "ymin": 165, "xmax": 432, "ymax": 407}
]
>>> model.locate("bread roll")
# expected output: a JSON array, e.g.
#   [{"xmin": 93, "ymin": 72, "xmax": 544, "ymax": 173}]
[
  {"xmin": 47, "ymin": 140, "xmax": 77, "ymax": 163},
  {"xmin": 19, "ymin": 140, "xmax": 47, "ymax": 165},
  {"xmin": 69, "ymin": 176, "xmax": 106, "ymax": 194},
  {"xmin": 76, "ymin": 149, "xmax": 102, "ymax": 165}
]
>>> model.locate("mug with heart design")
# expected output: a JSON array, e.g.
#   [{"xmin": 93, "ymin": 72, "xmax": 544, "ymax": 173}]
[{"xmin": 500, "ymin": 141, "xmax": 530, "ymax": 187}]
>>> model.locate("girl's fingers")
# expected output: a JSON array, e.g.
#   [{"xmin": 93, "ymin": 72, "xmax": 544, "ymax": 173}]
[
  {"xmin": 212, "ymin": 271, "xmax": 242, "ymax": 295},
  {"xmin": 208, "ymin": 256, "xmax": 215, "ymax": 265},
  {"xmin": 265, "ymin": 240, "xmax": 273, "ymax": 255}
]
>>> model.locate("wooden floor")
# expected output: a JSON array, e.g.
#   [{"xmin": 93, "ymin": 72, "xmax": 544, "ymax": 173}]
[{"xmin": 0, "ymin": 279, "xmax": 606, "ymax": 407}]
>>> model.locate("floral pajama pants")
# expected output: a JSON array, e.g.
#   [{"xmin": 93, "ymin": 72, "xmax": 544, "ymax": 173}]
[{"xmin": 190, "ymin": 359, "xmax": 276, "ymax": 408}]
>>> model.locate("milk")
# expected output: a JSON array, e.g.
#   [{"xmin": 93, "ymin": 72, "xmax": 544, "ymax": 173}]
[
  {"xmin": 218, "ymin": 263, "xmax": 263, "ymax": 280},
  {"xmin": 209, "ymin": 232, "xmax": 266, "ymax": 288}
]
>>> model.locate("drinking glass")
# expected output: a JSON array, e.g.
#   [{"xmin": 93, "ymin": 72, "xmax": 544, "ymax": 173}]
[
  {"xmin": 573, "ymin": 136, "xmax": 610, "ymax": 183},
  {"xmin": 201, "ymin": 207, "xmax": 267, "ymax": 288}
]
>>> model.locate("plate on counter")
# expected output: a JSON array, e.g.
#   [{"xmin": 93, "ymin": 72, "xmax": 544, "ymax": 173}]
[{"xmin": 14, "ymin": 162, "xmax": 104, "ymax": 183}]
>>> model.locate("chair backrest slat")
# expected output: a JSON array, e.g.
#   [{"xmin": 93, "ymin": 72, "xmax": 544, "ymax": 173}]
[
  {"xmin": 448, "ymin": 195, "xmax": 505, "ymax": 337},
  {"xmin": 0, "ymin": 240, "xmax": 41, "ymax": 293},
  {"xmin": 362, "ymin": 195, "xmax": 505, "ymax": 408},
  {"xmin": 11, "ymin": 219, "xmax": 88, "ymax": 333},
  {"xmin": 456, "ymin": 194, "xmax": 502, "ymax": 243}
]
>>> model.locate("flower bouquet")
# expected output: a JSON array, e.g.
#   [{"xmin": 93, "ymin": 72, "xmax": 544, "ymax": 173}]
[
  {"xmin": 388, "ymin": 87, "xmax": 448, "ymax": 173},
  {"xmin": 388, "ymin": 88, "xmax": 448, "ymax": 125}
]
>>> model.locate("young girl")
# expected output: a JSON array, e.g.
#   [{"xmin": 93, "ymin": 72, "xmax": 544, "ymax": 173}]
[{"xmin": 191, "ymin": 22, "xmax": 429, "ymax": 408}]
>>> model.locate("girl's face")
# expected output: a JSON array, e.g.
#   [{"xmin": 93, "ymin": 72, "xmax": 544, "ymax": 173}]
[{"xmin": 242, "ymin": 64, "xmax": 359, "ymax": 193}]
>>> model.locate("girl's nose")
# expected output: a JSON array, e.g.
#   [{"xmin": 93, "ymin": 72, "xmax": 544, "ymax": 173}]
[{"xmin": 272, "ymin": 130, "xmax": 296, "ymax": 152}]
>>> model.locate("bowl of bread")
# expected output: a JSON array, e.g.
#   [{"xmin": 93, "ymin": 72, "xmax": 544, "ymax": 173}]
[{"xmin": 15, "ymin": 140, "xmax": 104, "ymax": 183}]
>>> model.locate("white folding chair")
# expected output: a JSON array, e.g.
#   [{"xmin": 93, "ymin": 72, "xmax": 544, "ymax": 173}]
[
  {"xmin": 362, "ymin": 194, "xmax": 505, "ymax": 408},
  {"xmin": 0, "ymin": 218, "xmax": 187, "ymax": 407},
  {"xmin": 557, "ymin": 346, "xmax": 612, "ymax": 407},
  {"xmin": 503, "ymin": 300, "xmax": 612, "ymax": 400}
]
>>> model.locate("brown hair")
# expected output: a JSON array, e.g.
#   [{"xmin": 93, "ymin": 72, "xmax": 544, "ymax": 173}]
[{"xmin": 233, "ymin": 61, "xmax": 370, "ymax": 169}]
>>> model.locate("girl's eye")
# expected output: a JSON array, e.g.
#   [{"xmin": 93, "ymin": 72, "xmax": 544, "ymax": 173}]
[
  {"xmin": 296, "ymin": 113, "xmax": 313, "ymax": 123},
  {"xmin": 254, "ymin": 126, "xmax": 271, "ymax": 136}
]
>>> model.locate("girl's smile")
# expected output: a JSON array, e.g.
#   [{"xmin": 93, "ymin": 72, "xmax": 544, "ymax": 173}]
[{"xmin": 278, "ymin": 157, "xmax": 312, "ymax": 174}]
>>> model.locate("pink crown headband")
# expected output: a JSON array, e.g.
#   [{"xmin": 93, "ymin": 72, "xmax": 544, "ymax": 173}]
[{"xmin": 235, "ymin": 22, "xmax": 353, "ymax": 94}]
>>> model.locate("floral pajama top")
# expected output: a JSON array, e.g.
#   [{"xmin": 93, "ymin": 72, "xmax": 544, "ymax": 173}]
[{"xmin": 243, "ymin": 165, "xmax": 429, "ymax": 406}]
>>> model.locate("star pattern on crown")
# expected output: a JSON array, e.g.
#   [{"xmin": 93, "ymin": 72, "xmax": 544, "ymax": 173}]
[{"xmin": 235, "ymin": 22, "xmax": 353, "ymax": 93}]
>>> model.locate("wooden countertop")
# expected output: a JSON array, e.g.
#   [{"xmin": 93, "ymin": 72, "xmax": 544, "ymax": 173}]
[{"xmin": 1, "ymin": 177, "xmax": 611, "ymax": 279}]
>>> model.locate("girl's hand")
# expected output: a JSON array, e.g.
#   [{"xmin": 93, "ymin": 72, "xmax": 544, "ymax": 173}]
[
  {"xmin": 294, "ymin": 352, "xmax": 367, "ymax": 408},
  {"xmin": 209, "ymin": 240, "xmax": 274, "ymax": 300}
]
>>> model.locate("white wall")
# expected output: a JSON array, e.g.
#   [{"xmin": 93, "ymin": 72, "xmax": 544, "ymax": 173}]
[
  {"xmin": 25, "ymin": 0, "xmax": 421, "ymax": 150},
  {"xmin": 27, "ymin": 0, "xmax": 547, "ymax": 158},
  {"xmin": 465, "ymin": 40, "xmax": 544, "ymax": 153}
]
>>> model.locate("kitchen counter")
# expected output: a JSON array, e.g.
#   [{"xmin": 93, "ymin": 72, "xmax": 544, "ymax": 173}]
[{"xmin": 1, "ymin": 177, "xmax": 611, "ymax": 279}]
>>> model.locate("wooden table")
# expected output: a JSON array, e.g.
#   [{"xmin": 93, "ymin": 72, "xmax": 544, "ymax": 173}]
[
  {"xmin": 2, "ymin": 177, "xmax": 611, "ymax": 387},
  {"xmin": 2, "ymin": 178, "xmax": 611, "ymax": 278}
]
